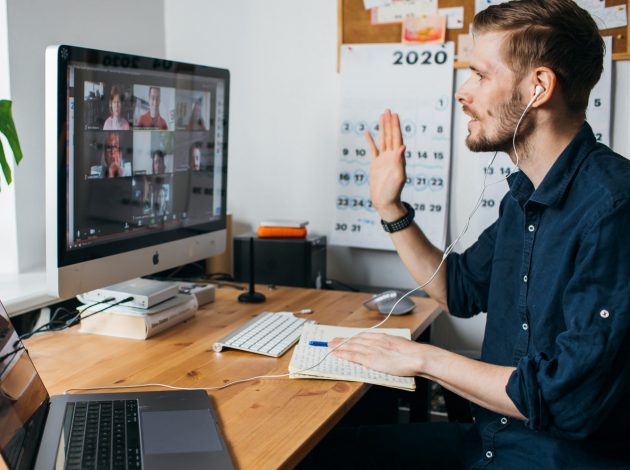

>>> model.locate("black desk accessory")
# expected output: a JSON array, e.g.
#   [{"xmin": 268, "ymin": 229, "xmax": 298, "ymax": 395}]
[{"xmin": 238, "ymin": 237, "xmax": 266, "ymax": 303}]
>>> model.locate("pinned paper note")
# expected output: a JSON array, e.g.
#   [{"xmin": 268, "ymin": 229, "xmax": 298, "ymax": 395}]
[
  {"xmin": 595, "ymin": 5, "xmax": 628, "ymax": 30},
  {"xmin": 363, "ymin": 0, "xmax": 393, "ymax": 10},
  {"xmin": 574, "ymin": 0, "xmax": 605, "ymax": 16},
  {"xmin": 439, "ymin": 6, "xmax": 464, "ymax": 29},
  {"xmin": 372, "ymin": 0, "xmax": 438, "ymax": 25}
]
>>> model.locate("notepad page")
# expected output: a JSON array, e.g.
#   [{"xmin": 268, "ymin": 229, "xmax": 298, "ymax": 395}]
[{"xmin": 288, "ymin": 323, "xmax": 415, "ymax": 391}]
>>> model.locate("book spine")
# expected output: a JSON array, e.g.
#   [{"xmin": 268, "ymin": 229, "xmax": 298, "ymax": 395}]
[
  {"xmin": 144, "ymin": 300, "xmax": 197, "ymax": 339},
  {"xmin": 257, "ymin": 226, "xmax": 307, "ymax": 238}
]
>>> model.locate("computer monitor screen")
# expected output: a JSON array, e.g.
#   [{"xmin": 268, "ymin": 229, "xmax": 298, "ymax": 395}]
[{"xmin": 45, "ymin": 45, "xmax": 229, "ymax": 298}]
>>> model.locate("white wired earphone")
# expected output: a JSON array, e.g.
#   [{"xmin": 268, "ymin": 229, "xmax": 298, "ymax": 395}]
[{"xmin": 66, "ymin": 86, "xmax": 544, "ymax": 395}]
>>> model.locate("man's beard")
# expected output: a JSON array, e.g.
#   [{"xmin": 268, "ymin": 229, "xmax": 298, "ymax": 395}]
[{"xmin": 465, "ymin": 88, "xmax": 534, "ymax": 156}]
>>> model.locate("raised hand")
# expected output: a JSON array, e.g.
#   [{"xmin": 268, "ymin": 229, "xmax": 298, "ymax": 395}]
[{"xmin": 366, "ymin": 109, "xmax": 407, "ymax": 221}]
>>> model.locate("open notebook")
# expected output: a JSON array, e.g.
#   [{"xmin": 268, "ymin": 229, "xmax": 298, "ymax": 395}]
[{"xmin": 288, "ymin": 324, "xmax": 415, "ymax": 391}]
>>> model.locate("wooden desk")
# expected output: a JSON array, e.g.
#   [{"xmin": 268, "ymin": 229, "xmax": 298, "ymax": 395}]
[{"xmin": 25, "ymin": 286, "xmax": 441, "ymax": 469}]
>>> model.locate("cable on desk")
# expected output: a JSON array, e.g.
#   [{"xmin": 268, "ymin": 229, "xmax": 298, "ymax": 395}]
[
  {"xmin": 19, "ymin": 298, "xmax": 112, "ymax": 340},
  {"xmin": 20, "ymin": 296, "xmax": 131, "ymax": 340},
  {"xmin": 65, "ymin": 151, "xmax": 505, "ymax": 395}
]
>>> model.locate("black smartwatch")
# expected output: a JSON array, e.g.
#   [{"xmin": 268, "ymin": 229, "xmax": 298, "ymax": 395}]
[{"xmin": 381, "ymin": 202, "xmax": 415, "ymax": 233}]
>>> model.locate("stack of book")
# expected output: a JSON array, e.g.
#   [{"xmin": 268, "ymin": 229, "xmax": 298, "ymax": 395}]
[
  {"xmin": 257, "ymin": 220, "xmax": 308, "ymax": 238},
  {"xmin": 79, "ymin": 294, "xmax": 198, "ymax": 340}
]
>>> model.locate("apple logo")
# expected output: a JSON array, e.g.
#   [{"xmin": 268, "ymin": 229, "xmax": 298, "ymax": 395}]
[{"xmin": 152, "ymin": 251, "xmax": 159, "ymax": 265}]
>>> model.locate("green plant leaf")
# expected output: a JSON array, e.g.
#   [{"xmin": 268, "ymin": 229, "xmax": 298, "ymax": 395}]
[
  {"xmin": 0, "ymin": 100, "xmax": 23, "ymax": 188},
  {"xmin": 0, "ymin": 136, "xmax": 10, "ymax": 188}
]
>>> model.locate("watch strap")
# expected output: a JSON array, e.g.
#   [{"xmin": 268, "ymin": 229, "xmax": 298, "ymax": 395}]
[{"xmin": 381, "ymin": 202, "xmax": 415, "ymax": 233}]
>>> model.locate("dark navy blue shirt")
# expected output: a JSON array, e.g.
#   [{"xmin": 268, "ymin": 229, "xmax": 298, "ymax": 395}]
[{"xmin": 447, "ymin": 123, "xmax": 630, "ymax": 468}]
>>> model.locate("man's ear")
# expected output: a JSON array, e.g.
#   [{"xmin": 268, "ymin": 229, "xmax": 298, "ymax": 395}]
[{"xmin": 530, "ymin": 67, "xmax": 556, "ymax": 107}]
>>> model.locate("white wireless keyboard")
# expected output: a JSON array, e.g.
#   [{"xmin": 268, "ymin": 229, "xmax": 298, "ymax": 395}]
[{"xmin": 212, "ymin": 312, "xmax": 315, "ymax": 357}]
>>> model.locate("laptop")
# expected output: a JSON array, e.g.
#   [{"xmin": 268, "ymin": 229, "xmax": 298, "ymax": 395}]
[{"xmin": 0, "ymin": 300, "xmax": 234, "ymax": 470}]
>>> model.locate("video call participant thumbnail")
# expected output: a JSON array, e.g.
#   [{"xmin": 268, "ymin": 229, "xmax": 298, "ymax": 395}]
[
  {"xmin": 151, "ymin": 150, "xmax": 166, "ymax": 175},
  {"xmin": 101, "ymin": 132, "xmax": 131, "ymax": 178},
  {"xmin": 175, "ymin": 90, "xmax": 210, "ymax": 131},
  {"xmin": 189, "ymin": 142, "xmax": 203, "ymax": 171},
  {"xmin": 103, "ymin": 85, "xmax": 130, "ymax": 131},
  {"xmin": 136, "ymin": 86, "xmax": 168, "ymax": 130}
]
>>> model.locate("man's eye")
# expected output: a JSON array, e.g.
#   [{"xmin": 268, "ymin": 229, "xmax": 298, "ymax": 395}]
[{"xmin": 476, "ymin": 73, "xmax": 484, "ymax": 81}]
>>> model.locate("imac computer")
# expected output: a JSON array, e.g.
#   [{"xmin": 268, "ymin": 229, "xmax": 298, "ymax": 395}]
[{"xmin": 45, "ymin": 45, "xmax": 229, "ymax": 299}]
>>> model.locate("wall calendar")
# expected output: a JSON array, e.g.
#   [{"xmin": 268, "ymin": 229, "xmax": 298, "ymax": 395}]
[{"xmin": 332, "ymin": 43, "xmax": 454, "ymax": 250}]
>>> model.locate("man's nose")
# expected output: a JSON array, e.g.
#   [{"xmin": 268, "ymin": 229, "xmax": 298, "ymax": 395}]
[
  {"xmin": 455, "ymin": 77, "xmax": 473, "ymax": 105},
  {"xmin": 454, "ymin": 85, "xmax": 467, "ymax": 105}
]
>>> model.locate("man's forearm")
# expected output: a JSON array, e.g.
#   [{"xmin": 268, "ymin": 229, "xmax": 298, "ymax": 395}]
[
  {"xmin": 389, "ymin": 223, "xmax": 448, "ymax": 308},
  {"xmin": 418, "ymin": 344, "xmax": 525, "ymax": 420}
]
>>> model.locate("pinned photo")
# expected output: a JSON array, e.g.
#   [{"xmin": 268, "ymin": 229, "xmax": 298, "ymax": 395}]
[{"xmin": 402, "ymin": 15, "xmax": 447, "ymax": 44}]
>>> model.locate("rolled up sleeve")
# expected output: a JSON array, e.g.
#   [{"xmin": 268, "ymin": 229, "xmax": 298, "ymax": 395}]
[
  {"xmin": 447, "ymin": 217, "xmax": 499, "ymax": 319},
  {"xmin": 506, "ymin": 198, "xmax": 630, "ymax": 438}
]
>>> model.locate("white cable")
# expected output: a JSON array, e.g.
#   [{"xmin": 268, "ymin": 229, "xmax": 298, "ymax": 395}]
[{"xmin": 66, "ymin": 103, "xmax": 534, "ymax": 396}]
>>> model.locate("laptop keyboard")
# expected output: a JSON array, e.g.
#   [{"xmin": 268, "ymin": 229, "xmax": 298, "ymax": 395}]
[{"xmin": 63, "ymin": 400, "xmax": 141, "ymax": 470}]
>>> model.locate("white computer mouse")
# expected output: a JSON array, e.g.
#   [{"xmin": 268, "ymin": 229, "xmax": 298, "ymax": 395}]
[{"xmin": 362, "ymin": 290, "xmax": 416, "ymax": 315}]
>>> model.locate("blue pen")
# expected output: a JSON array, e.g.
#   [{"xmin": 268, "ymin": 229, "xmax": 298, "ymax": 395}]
[{"xmin": 308, "ymin": 341, "xmax": 329, "ymax": 347}]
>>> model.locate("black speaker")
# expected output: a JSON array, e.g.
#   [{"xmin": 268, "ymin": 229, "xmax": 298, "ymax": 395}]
[{"xmin": 233, "ymin": 234, "xmax": 327, "ymax": 288}]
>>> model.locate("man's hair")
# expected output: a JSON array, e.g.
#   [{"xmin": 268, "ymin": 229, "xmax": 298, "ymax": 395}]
[
  {"xmin": 473, "ymin": 0, "xmax": 604, "ymax": 114},
  {"xmin": 152, "ymin": 149, "xmax": 165, "ymax": 160}
]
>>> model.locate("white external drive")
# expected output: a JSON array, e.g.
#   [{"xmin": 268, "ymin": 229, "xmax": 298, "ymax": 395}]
[{"xmin": 78, "ymin": 278, "xmax": 180, "ymax": 309}]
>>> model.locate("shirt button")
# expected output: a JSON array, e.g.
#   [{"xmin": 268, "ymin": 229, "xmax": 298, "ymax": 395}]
[
  {"xmin": 600, "ymin": 309, "xmax": 610, "ymax": 319},
  {"xmin": 522, "ymin": 323, "xmax": 528, "ymax": 331},
  {"xmin": 486, "ymin": 451, "xmax": 493, "ymax": 459},
  {"xmin": 528, "ymin": 225, "xmax": 535, "ymax": 232},
  {"xmin": 501, "ymin": 417, "xmax": 508, "ymax": 425},
  {"xmin": 523, "ymin": 275, "xmax": 528, "ymax": 283}
]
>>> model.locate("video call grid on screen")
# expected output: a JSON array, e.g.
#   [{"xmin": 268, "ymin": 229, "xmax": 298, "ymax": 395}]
[{"xmin": 65, "ymin": 61, "xmax": 226, "ymax": 252}]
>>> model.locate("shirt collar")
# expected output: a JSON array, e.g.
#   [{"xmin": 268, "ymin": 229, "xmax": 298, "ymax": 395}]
[{"xmin": 508, "ymin": 122, "xmax": 597, "ymax": 208}]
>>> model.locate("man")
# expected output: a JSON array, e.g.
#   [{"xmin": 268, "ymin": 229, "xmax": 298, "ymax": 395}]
[
  {"xmin": 137, "ymin": 86, "xmax": 168, "ymax": 129},
  {"xmin": 319, "ymin": 0, "xmax": 630, "ymax": 468}
]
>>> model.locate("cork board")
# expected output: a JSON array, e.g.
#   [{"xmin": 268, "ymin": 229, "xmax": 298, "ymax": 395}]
[{"xmin": 338, "ymin": 0, "xmax": 630, "ymax": 68}]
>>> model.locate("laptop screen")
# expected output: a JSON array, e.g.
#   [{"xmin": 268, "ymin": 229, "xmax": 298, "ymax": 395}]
[{"xmin": 0, "ymin": 303, "xmax": 49, "ymax": 470}]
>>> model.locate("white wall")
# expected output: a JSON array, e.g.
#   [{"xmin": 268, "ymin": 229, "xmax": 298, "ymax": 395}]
[
  {"xmin": 3, "ymin": 0, "xmax": 167, "ymax": 273},
  {"xmin": 0, "ymin": 0, "xmax": 19, "ymax": 274},
  {"xmin": 164, "ymin": 0, "xmax": 630, "ymax": 351},
  {"xmin": 164, "ymin": 0, "xmax": 342, "ymax": 242},
  {"xmin": 4, "ymin": 0, "xmax": 629, "ymax": 347}
]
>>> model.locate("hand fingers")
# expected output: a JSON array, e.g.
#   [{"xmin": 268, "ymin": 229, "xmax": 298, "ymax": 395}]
[
  {"xmin": 332, "ymin": 342, "xmax": 374, "ymax": 361},
  {"xmin": 398, "ymin": 144, "xmax": 407, "ymax": 170},
  {"xmin": 329, "ymin": 333, "xmax": 388, "ymax": 350},
  {"xmin": 365, "ymin": 130, "xmax": 378, "ymax": 158},
  {"xmin": 383, "ymin": 109, "xmax": 392, "ymax": 150},
  {"xmin": 392, "ymin": 113, "xmax": 403, "ymax": 149},
  {"xmin": 378, "ymin": 112, "xmax": 385, "ymax": 153},
  {"xmin": 328, "ymin": 337, "xmax": 346, "ymax": 349}
]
